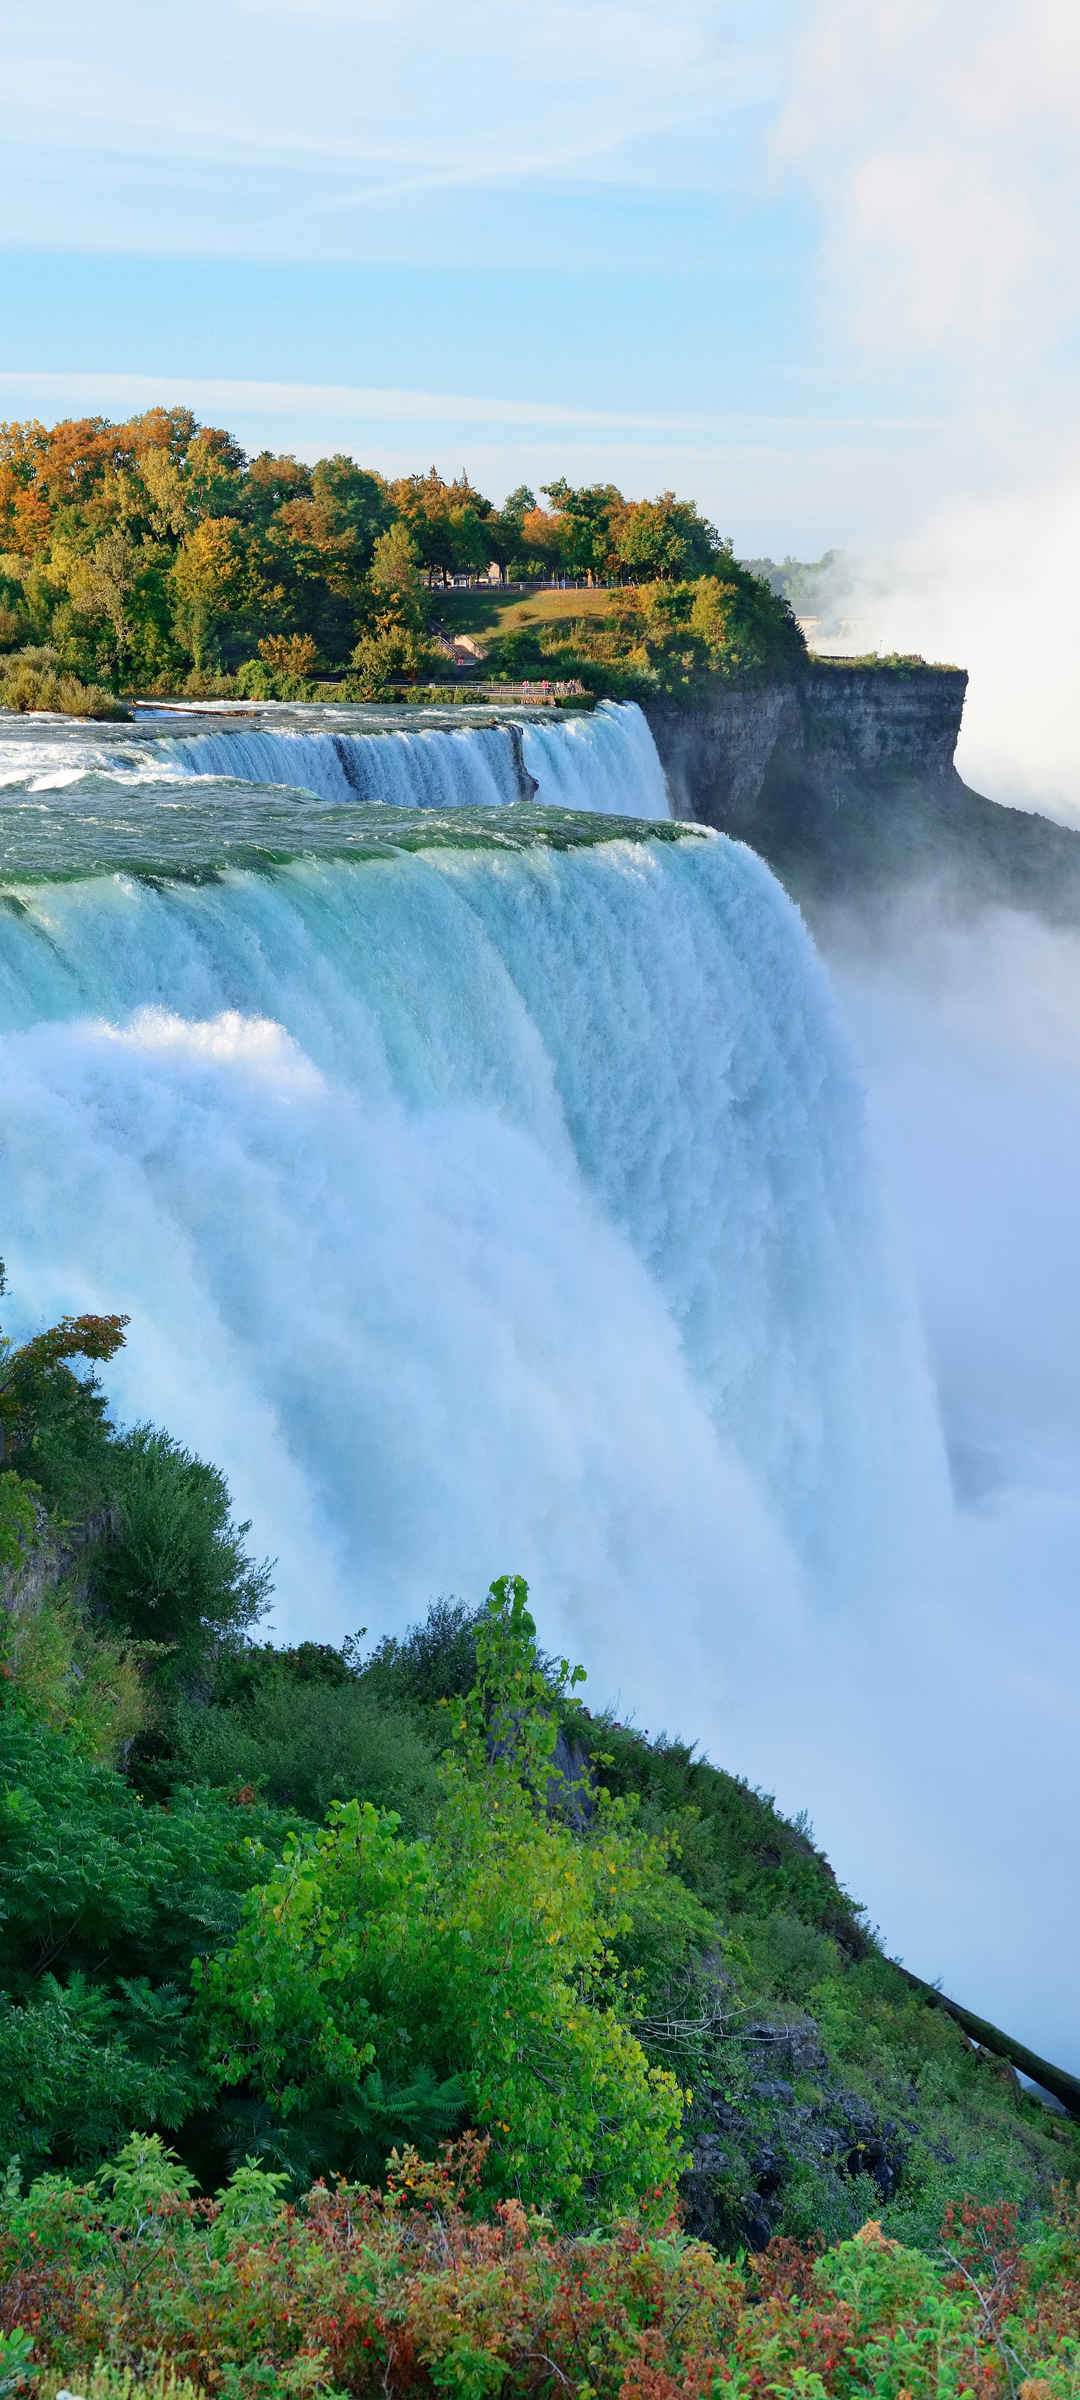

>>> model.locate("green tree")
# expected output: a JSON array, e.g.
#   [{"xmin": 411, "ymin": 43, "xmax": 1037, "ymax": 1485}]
[
  {"xmin": 367, "ymin": 518, "xmax": 424, "ymax": 624},
  {"xmin": 541, "ymin": 478, "xmax": 623, "ymax": 581},
  {"xmin": 196, "ymin": 1577, "xmax": 689, "ymax": 2220},
  {"xmin": 64, "ymin": 531, "xmax": 143, "ymax": 688},
  {"xmin": 0, "ymin": 1260, "xmax": 129, "ymax": 1470},
  {"xmin": 96, "ymin": 1426, "xmax": 272, "ymax": 1685},
  {"xmin": 310, "ymin": 454, "xmax": 391, "ymax": 571},
  {"xmin": 169, "ymin": 518, "xmax": 274, "ymax": 670},
  {"xmin": 612, "ymin": 492, "xmax": 720, "ymax": 582},
  {"xmin": 349, "ymin": 623, "xmax": 436, "ymax": 695}
]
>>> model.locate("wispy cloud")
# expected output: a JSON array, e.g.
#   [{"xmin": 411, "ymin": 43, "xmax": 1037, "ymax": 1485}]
[
  {"xmin": 776, "ymin": 0, "xmax": 1080, "ymax": 365},
  {"xmin": 0, "ymin": 0, "xmax": 777, "ymax": 214},
  {"xmin": 0, "ymin": 370, "xmax": 714, "ymax": 436},
  {"xmin": 0, "ymin": 370, "xmax": 938, "ymax": 442}
]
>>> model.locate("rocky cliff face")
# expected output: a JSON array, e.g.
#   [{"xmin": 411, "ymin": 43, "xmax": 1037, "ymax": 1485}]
[
  {"xmin": 0, "ymin": 1504, "xmax": 115, "ymax": 1621},
  {"xmin": 646, "ymin": 667, "xmax": 1080, "ymax": 926}
]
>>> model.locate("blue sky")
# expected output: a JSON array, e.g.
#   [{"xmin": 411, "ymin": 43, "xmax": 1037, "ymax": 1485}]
[{"xmin": 2, "ymin": 0, "xmax": 1075, "ymax": 556}]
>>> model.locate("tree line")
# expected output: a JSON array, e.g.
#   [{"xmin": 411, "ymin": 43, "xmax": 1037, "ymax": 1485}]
[{"xmin": 0, "ymin": 408, "xmax": 803, "ymax": 700}]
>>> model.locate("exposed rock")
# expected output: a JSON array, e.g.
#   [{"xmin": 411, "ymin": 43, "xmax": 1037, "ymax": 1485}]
[
  {"xmin": 0, "ymin": 1503, "xmax": 116, "ymax": 1621},
  {"xmin": 681, "ymin": 2011, "xmax": 909, "ymax": 2251},
  {"xmin": 646, "ymin": 668, "xmax": 1080, "ymax": 930}
]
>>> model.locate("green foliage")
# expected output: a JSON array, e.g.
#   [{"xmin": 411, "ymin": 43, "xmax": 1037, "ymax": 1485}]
[
  {"xmin": 583, "ymin": 1716, "xmax": 866, "ymax": 1941},
  {"xmin": 0, "ymin": 1470, "xmax": 38, "ymax": 1574},
  {"xmin": 170, "ymin": 1663, "xmax": 443, "ymax": 1832},
  {"xmin": 0, "ymin": 1686, "xmax": 291, "ymax": 2175},
  {"xmin": 0, "ymin": 2330, "xmax": 35, "ymax": 2400},
  {"xmin": 0, "ymin": 1262, "xmax": 1074, "ymax": 2257},
  {"xmin": 811, "ymin": 650, "xmax": 961, "ymax": 672},
  {"xmin": 354, "ymin": 1596, "xmax": 485, "ymax": 1715},
  {"xmin": 0, "ymin": 1972, "xmax": 204, "ymax": 2176},
  {"xmin": 0, "ymin": 645, "xmax": 130, "ymax": 719},
  {"xmin": 234, "ymin": 657, "xmax": 275, "ymax": 699},
  {"xmin": 38, "ymin": 2368, "xmax": 210, "ymax": 2400},
  {"xmin": 0, "ymin": 1587, "xmax": 147, "ymax": 1763},
  {"xmin": 95, "ymin": 1427, "xmax": 272, "ymax": 1682},
  {"xmin": 604, "ymin": 571, "xmax": 805, "ymax": 691},
  {"xmin": 348, "ymin": 622, "xmax": 436, "ymax": 696},
  {"xmin": 195, "ymin": 1578, "xmax": 688, "ymax": 2223},
  {"xmin": 0, "ymin": 1275, "xmax": 129, "ymax": 1501},
  {"xmin": 482, "ymin": 568, "xmax": 803, "ymax": 702},
  {"xmin": 0, "ymin": 410, "xmax": 805, "ymax": 698},
  {"xmin": 4, "ymin": 2138, "xmax": 1080, "ymax": 2400}
]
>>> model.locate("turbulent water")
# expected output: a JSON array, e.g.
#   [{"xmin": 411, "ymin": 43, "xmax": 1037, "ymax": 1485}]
[
  {"xmin": 6, "ymin": 689, "xmax": 1076, "ymax": 2066},
  {"xmin": 0, "ymin": 695, "xmax": 670, "ymax": 827},
  {"xmin": 0, "ymin": 698, "xmax": 943, "ymax": 1699}
]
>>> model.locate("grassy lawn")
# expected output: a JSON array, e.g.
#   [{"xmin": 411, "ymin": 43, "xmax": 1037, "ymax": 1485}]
[{"xmin": 431, "ymin": 585, "xmax": 614, "ymax": 641}]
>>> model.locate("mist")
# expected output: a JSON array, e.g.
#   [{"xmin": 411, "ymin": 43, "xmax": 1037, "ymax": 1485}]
[
  {"xmin": 777, "ymin": 0, "xmax": 1080, "ymax": 821},
  {"xmin": 812, "ymin": 485, "xmax": 1080, "ymax": 824},
  {"xmin": 781, "ymin": 889, "xmax": 1080, "ymax": 2071}
]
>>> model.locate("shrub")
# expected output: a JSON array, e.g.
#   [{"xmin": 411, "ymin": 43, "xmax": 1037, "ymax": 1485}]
[
  {"xmin": 0, "ymin": 1471, "xmax": 38, "ymax": 1576},
  {"xmin": 1, "ymin": 1587, "xmax": 147, "ymax": 1763},
  {"xmin": 349, "ymin": 624, "xmax": 437, "ymax": 697},
  {"xmin": 3, "ymin": 2137, "xmax": 1080, "ymax": 2400},
  {"xmin": 234, "ymin": 658, "xmax": 274, "ymax": 699},
  {"xmin": 355, "ymin": 1597, "xmax": 486, "ymax": 1714},
  {"xmin": 96, "ymin": 1427, "xmax": 272, "ymax": 1682},
  {"xmin": 258, "ymin": 633, "xmax": 319, "ymax": 679},
  {"xmin": 0, "ymin": 647, "xmax": 130, "ymax": 719},
  {"xmin": 171, "ymin": 1672, "xmax": 443, "ymax": 1832},
  {"xmin": 195, "ymin": 1578, "xmax": 690, "ymax": 2219},
  {"xmin": 38, "ymin": 2369, "xmax": 209, "ymax": 2400},
  {"xmin": 0, "ymin": 1689, "xmax": 296, "ymax": 2175},
  {"xmin": 0, "ymin": 1275, "xmax": 130, "ymax": 1510}
]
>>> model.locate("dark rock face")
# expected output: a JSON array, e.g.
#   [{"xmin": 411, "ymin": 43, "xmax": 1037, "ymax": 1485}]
[
  {"xmin": 646, "ymin": 670, "xmax": 1080, "ymax": 928},
  {"xmin": 680, "ymin": 2012, "xmax": 910, "ymax": 2253}
]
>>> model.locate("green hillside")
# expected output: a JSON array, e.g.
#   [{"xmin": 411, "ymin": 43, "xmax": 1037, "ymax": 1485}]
[{"xmin": 2, "ymin": 1272, "xmax": 1078, "ymax": 2395}]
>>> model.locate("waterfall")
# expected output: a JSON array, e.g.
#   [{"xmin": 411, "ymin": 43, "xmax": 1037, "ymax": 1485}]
[
  {"xmin": 153, "ymin": 700, "xmax": 672, "ymax": 818},
  {"xmin": 520, "ymin": 704, "xmax": 671, "ymax": 817},
  {"xmin": 2, "ymin": 704, "xmax": 1075, "ymax": 2067},
  {"xmin": 0, "ymin": 795, "xmax": 945, "ymax": 1719},
  {"xmin": 159, "ymin": 718, "xmax": 527, "ymax": 809}
]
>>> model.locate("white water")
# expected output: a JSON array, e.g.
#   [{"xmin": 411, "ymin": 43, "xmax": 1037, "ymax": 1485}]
[
  {"xmin": 519, "ymin": 703, "xmax": 671, "ymax": 818},
  {"xmin": 0, "ymin": 726, "xmax": 944, "ymax": 1716},
  {"xmin": 158, "ymin": 717, "xmax": 525, "ymax": 809},
  {"xmin": 150, "ymin": 698, "xmax": 672, "ymax": 819},
  {"xmin": 0, "ymin": 699, "xmax": 670, "ymax": 821},
  {"xmin": 7, "ymin": 698, "xmax": 1077, "ymax": 2064}
]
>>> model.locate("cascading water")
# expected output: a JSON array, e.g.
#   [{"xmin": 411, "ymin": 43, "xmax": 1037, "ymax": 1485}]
[
  {"xmin": 151, "ymin": 698, "xmax": 671, "ymax": 819},
  {"xmin": 158, "ymin": 715, "xmax": 527, "ymax": 809},
  {"xmin": 2, "ymin": 697, "xmax": 1075, "ymax": 2068},
  {"xmin": 519, "ymin": 703, "xmax": 671, "ymax": 818},
  {"xmin": 0, "ymin": 699, "xmax": 946, "ymax": 1743}
]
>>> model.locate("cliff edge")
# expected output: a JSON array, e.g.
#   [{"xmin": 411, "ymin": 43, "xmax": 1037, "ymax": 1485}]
[{"xmin": 646, "ymin": 666, "xmax": 1080, "ymax": 925}]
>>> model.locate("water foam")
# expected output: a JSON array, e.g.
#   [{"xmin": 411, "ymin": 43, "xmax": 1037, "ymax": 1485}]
[
  {"xmin": 159, "ymin": 718, "xmax": 525, "ymax": 809},
  {"xmin": 0, "ymin": 700, "xmax": 672, "ymax": 822},
  {"xmin": 156, "ymin": 699, "xmax": 670, "ymax": 818},
  {"xmin": 0, "ymin": 811, "xmax": 944, "ymax": 1692}
]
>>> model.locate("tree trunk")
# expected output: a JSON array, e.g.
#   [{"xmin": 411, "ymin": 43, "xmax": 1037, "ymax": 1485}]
[{"xmin": 893, "ymin": 1961, "xmax": 1080, "ymax": 2120}]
